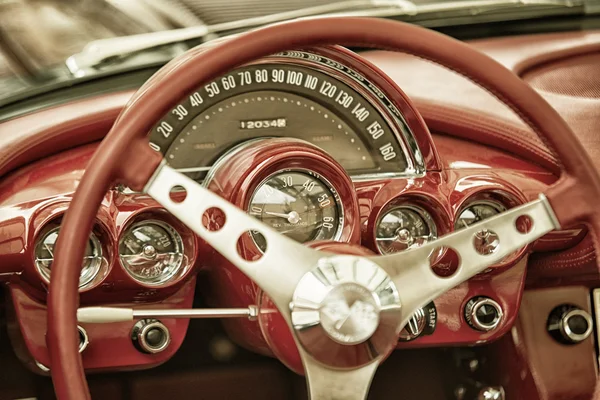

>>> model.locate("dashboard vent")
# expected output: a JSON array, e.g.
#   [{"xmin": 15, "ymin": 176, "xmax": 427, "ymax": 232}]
[{"xmin": 522, "ymin": 52, "xmax": 600, "ymax": 99}]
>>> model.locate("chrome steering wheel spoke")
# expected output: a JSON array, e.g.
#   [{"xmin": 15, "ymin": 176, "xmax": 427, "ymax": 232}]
[
  {"xmin": 146, "ymin": 164, "xmax": 560, "ymax": 400},
  {"xmin": 145, "ymin": 163, "xmax": 323, "ymax": 315},
  {"xmin": 300, "ymin": 348, "xmax": 380, "ymax": 400},
  {"xmin": 370, "ymin": 196, "xmax": 560, "ymax": 328}
]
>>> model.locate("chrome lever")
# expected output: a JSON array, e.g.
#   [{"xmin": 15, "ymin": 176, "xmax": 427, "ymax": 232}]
[{"xmin": 77, "ymin": 305, "xmax": 259, "ymax": 324}]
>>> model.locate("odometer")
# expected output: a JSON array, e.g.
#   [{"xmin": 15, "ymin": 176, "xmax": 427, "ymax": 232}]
[
  {"xmin": 149, "ymin": 51, "xmax": 420, "ymax": 181},
  {"xmin": 248, "ymin": 170, "xmax": 342, "ymax": 251}
]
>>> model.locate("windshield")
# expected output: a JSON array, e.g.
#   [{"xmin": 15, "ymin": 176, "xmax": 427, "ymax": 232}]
[{"xmin": 0, "ymin": 0, "xmax": 597, "ymax": 105}]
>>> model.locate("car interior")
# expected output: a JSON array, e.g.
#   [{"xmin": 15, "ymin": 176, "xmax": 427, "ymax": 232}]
[{"xmin": 1, "ymin": 1, "xmax": 600, "ymax": 399}]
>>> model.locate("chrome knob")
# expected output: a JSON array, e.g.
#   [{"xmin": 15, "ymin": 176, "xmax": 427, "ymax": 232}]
[
  {"xmin": 478, "ymin": 386, "xmax": 505, "ymax": 400},
  {"xmin": 399, "ymin": 308, "xmax": 426, "ymax": 341},
  {"xmin": 399, "ymin": 302, "xmax": 437, "ymax": 341},
  {"xmin": 77, "ymin": 325, "xmax": 89, "ymax": 353},
  {"xmin": 547, "ymin": 304, "xmax": 593, "ymax": 344},
  {"xmin": 465, "ymin": 297, "xmax": 503, "ymax": 332},
  {"xmin": 131, "ymin": 319, "xmax": 171, "ymax": 354}
]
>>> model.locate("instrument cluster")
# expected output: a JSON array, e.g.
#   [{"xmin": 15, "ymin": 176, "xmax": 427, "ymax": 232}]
[
  {"xmin": 374, "ymin": 192, "xmax": 524, "ymax": 265},
  {"xmin": 31, "ymin": 210, "xmax": 196, "ymax": 295},
  {"xmin": 0, "ymin": 43, "xmax": 556, "ymax": 375}
]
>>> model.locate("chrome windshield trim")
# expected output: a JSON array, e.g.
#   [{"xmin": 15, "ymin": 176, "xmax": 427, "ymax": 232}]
[{"xmin": 65, "ymin": 0, "xmax": 586, "ymax": 78}]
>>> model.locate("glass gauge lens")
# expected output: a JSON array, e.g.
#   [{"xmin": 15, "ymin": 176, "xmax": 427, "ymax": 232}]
[
  {"xmin": 119, "ymin": 221, "xmax": 184, "ymax": 285},
  {"xmin": 34, "ymin": 227, "xmax": 102, "ymax": 288},
  {"xmin": 376, "ymin": 206, "xmax": 437, "ymax": 254},
  {"xmin": 248, "ymin": 171, "xmax": 342, "ymax": 252},
  {"xmin": 455, "ymin": 201, "xmax": 506, "ymax": 230}
]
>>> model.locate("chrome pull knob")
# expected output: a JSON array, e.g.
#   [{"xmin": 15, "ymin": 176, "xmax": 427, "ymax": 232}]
[
  {"xmin": 399, "ymin": 302, "xmax": 437, "ymax": 341},
  {"xmin": 131, "ymin": 319, "xmax": 171, "ymax": 354},
  {"xmin": 547, "ymin": 304, "xmax": 593, "ymax": 344},
  {"xmin": 465, "ymin": 297, "xmax": 503, "ymax": 332},
  {"xmin": 478, "ymin": 386, "xmax": 505, "ymax": 400}
]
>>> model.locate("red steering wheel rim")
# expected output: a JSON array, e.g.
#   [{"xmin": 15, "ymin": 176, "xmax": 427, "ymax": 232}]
[{"xmin": 47, "ymin": 17, "xmax": 600, "ymax": 399}]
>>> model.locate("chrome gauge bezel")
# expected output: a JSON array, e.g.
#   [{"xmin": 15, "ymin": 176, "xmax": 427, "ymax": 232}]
[
  {"xmin": 375, "ymin": 204, "xmax": 438, "ymax": 255},
  {"xmin": 247, "ymin": 168, "xmax": 345, "ymax": 252},
  {"xmin": 119, "ymin": 219, "xmax": 185, "ymax": 286},
  {"xmin": 34, "ymin": 226, "xmax": 104, "ymax": 289}
]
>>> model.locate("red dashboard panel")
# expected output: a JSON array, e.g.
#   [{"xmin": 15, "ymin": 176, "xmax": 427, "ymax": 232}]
[
  {"xmin": 0, "ymin": 128, "xmax": 560, "ymax": 372},
  {"xmin": 0, "ymin": 29, "xmax": 599, "ymax": 375},
  {"xmin": 0, "ymin": 144, "xmax": 202, "ymax": 371}
]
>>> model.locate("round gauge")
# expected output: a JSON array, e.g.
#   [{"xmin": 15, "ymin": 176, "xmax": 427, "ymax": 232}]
[
  {"xmin": 248, "ymin": 170, "xmax": 343, "ymax": 251},
  {"xmin": 375, "ymin": 206, "xmax": 437, "ymax": 254},
  {"xmin": 34, "ymin": 227, "xmax": 103, "ymax": 288},
  {"xmin": 455, "ymin": 201, "xmax": 506, "ymax": 230},
  {"xmin": 119, "ymin": 220, "xmax": 184, "ymax": 285}
]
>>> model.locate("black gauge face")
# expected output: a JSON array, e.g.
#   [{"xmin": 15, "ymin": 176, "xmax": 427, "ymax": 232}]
[
  {"xmin": 119, "ymin": 221, "xmax": 184, "ymax": 284},
  {"xmin": 376, "ymin": 206, "xmax": 436, "ymax": 254},
  {"xmin": 34, "ymin": 227, "xmax": 102, "ymax": 288},
  {"xmin": 248, "ymin": 171, "xmax": 342, "ymax": 251},
  {"xmin": 455, "ymin": 201, "xmax": 507, "ymax": 230},
  {"xmin": 149, "ymin": 53, "xmax": 415, "ymax": 181}
]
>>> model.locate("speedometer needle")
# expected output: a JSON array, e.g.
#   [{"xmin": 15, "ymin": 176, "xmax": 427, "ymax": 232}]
[{"xmin": 265, "ymin": 211, "xmax": 302, "ymax": 224}]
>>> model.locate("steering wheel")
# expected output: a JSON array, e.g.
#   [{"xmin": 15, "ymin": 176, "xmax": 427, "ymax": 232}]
[{"xmin": 47, "ymin": 17, "xmax": 600, "ymax": 399}]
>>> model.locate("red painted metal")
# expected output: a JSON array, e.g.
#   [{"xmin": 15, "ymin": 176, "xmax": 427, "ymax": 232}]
[
  {"xmin": 0, "ymin": 146, "xmax": 200, "ymax": 371},
  {"xmin": 0, "ymin": 123, "xmax": 581, "ymax": 371},
  {"xmin": 7, "ymin": 281, "xmax": 195, "ymax": 373},
  {"xmin": 0, "ymin": 42, "xmax": 590, "ymax": 378}
]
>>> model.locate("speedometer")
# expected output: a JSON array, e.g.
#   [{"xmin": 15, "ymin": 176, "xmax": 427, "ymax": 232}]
[{"xmin": 149, "ymin": 50, "xmax": 422, "ymax": 181}]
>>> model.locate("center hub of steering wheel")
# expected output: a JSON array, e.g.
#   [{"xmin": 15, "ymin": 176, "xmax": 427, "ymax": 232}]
[
  {"xmin": 319, "ymin": 282, "xmax": 380, "ymax": 345},
  {"xmin": 290, "ymin": 255, "xmax": 403, "ymax": 368}
]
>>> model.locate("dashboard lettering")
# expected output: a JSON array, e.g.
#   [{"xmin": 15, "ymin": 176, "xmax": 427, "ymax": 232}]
[
  {"xmin": 286, "ymin": 70, "xmax": 303, "ymax": 86},
  {"xmin": 272, "ymin": 69, "xmax": 285, "ymax": 83},
  {"xmin": 172, "ymin": 105, "xmax": 188, "ymax": 120},
  {"xmin": 335, "ymin": 90, "xmax": 353, "ymax": 108},
  {"xmin": 157, "ymin": 121, "xmax": 173, "ymax": 138},
  {"xmin": 205, "ymin": 82, "xmax": 220, "ymax": 97},
  {"xmin": 255, "ymin": 69, "xmax": 268, "ymax": 83},
  {"xmin": 221, "ymin": 75, "xmax": 236, "ymax": 90},
  {"xmin": 379, "ymin": 143, "xmax": 397, "ymax": 161},
  {"xmin": 311, "ymin": 135, "xmax": 334, "ymax": 143},
  {"xmin": 303, "ymin": 179, "xmax": 316, "ymax": 192},
  {"xmin": 151, "ymin": 53, "xmax": 413, "ymax": 177},
  {"xmin": 238, "ymin": 71, "xmax": 252, "ymax": 85},
  {"xmin": 240, "ymin": 118, "xmax": 287, "ymax": 130},
  {"xmin": 367, "ymin": 121, "xmax": 385, "ymax": 140},
  {"xmin": 351, "ymin": 103, "xmax": 370, "ymax": 122},
  {"xmin": 304, "ymin": 74, "xmax": 318, "ymax": 90},
  {"xmin": 319, "ymin": 81, "xmax": 337, "ymax": 97},
  {"xmin": 193, "ymin": 142, "xmax": 216, "ymax": 150},
  {"xmin": 189, "ymin": 92, "xmax": 204, "ymax": 107}
]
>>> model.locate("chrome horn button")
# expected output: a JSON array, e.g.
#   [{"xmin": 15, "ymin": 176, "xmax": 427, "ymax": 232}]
[
  {"xmin": 291, "ymin": 255, "xmax": 402, "ymax": 368},
  {"xmin": 320, "ymin": 282, "xmax": 380, "ymax": 345}
]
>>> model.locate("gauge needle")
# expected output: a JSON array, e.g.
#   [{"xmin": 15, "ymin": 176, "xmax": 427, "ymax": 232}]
[
  {"xmin": 44, "ymin": 243, "xmax": 54, "ymax": 257},
  {"xmin": 264, "ymin": 211, "xmax": 302, "ymax": 224}
]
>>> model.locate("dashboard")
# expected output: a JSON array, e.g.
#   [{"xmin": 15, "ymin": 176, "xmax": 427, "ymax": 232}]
[{"xmin": 0, "ymin": 31, "xmax": 596, "ymax": 384}]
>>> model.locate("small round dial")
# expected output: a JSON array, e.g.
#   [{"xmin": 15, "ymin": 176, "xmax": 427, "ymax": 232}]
[
  {"xmin": 34, "ymin": 227, "xmax": 103, "ymax": 288},
  {"xmin": 248, "ymin": 170, "xmax": 342, "ymax": 251},
  {"xmin": 119, "ymin": 221, "xmax": 184, "ymax": 285},
  {"xmin": 376, "ymin": 206, "xmax": 437, "ymax": 254},
  {"xmin": 455, "ymin": 201, "xmax": 506, "ymax": 230}
]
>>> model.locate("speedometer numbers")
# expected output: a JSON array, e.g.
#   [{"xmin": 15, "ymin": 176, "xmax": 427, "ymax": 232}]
[
  {"xmin": 150, "ymin": 50, "xmax": 424, "ymax": 182},
  {"xmin": 248, "ymin": 171, "xmax": 343, "ymax": 251}
]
